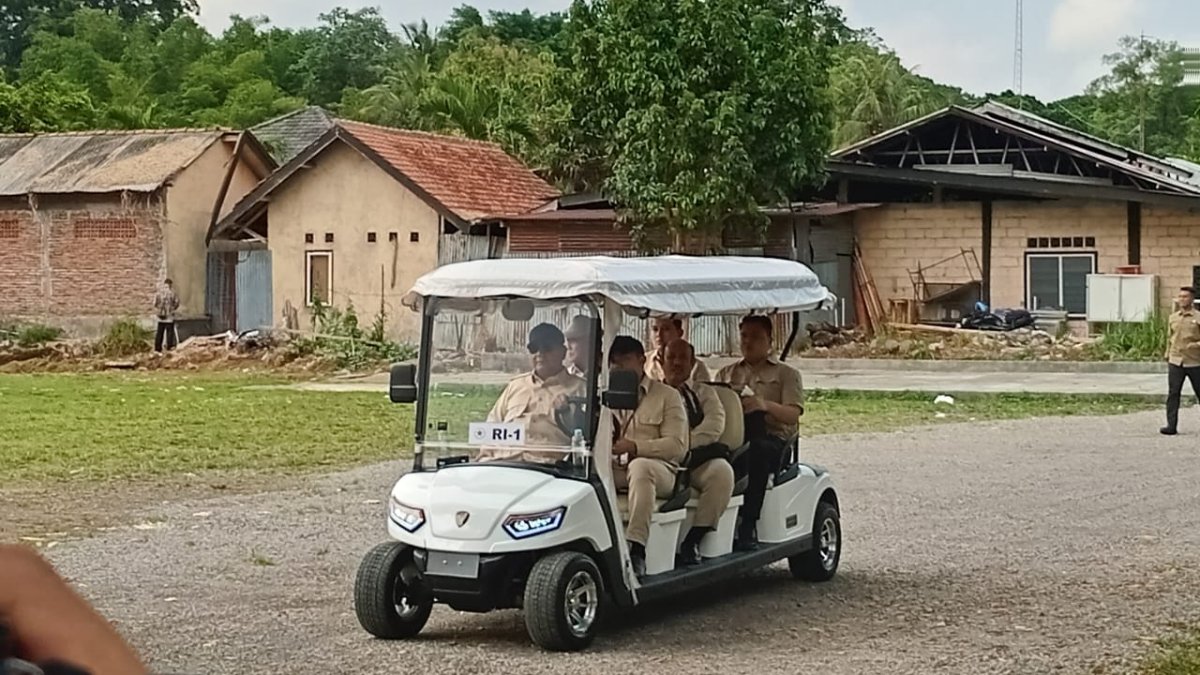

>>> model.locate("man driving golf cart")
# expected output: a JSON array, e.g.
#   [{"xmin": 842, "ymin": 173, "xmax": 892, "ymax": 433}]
[{"xmin": 480, "ymin": 323, "xmax": 585, "ymax": 462}]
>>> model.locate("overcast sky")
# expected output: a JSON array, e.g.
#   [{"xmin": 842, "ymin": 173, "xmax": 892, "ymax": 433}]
[{"xmin": 195, "ymin": 0, "xmax": 1200, "ymax": 101}]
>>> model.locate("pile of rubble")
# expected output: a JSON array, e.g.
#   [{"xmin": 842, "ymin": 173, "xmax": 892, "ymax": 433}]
[
  {"xmin": 801, "ymin": 323, "xmax": 1094, "ymax": 361},
  {"xmin": 0, "ymin": 329, "xmax": 338, "ymax": 374}
]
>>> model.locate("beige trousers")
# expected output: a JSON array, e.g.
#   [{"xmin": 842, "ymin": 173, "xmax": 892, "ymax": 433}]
[
  {"xmin": 689, "ymin": 459, "xmax": 735, "ymax": 529},
  {"xmin": 617, "ymin": 457, "xmax": 676, "ymax": 546}
]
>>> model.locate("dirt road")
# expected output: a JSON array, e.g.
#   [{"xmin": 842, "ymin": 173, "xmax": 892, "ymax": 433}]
[{"xmin": 44, "ymin": 409, "xmax": 1200, "ymax": 674}]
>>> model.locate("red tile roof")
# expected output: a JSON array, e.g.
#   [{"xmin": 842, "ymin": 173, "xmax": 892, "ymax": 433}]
[{"xmin": 337, "ymin": 120, "xmax": 559, "ymax": 221}]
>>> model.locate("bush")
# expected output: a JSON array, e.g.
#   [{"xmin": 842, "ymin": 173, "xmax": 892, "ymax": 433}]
[
  {"xmin": 16, "ymin": 323, "xmax": 64, "ymax": 347},
  {"xmin": 1086, "ymin": 312, "xmax": 1169, "ymax": 361},
  {"xmin": 97, "ymin": 319, "xmax": 152, "ymax": 357},
  {"xmin": 289, "ymin": 300, "xmax": 416, "ymax": 370}
]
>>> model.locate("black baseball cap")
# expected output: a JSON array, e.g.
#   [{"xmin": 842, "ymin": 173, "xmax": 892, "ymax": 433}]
[{"xmin": 527, "ymin": 323, "xmax": 566, "ymax": 353}]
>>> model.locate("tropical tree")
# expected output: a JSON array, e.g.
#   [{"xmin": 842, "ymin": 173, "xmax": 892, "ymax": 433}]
[{"xmin": 828, "ymin": 40, "xmax": 948, "ymax": 147}]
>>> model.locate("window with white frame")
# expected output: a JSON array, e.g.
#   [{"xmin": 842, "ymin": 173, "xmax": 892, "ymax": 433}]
[
  {"xmin": 306, "ymin": 251, "xmax": 333, "ymax": 306},
  {"xmin": 1026, "ymin": 253, "xmax": 1095, "ymax": 315}
]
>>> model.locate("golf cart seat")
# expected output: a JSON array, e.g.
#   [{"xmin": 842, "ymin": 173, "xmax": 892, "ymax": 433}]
[{"xmin": 707, "ymin": 383, "xmax": 750, "ymax": 466}]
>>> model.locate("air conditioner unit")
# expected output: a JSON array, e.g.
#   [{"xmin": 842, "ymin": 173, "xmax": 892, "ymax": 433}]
[{"xmin": 1086, "ymin": 274, "xmax": 1158, "ymax": 322}]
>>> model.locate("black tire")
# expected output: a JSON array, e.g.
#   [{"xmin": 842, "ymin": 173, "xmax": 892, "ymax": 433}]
[
  {"xmin": 788, "ymin": 502, "xmax": 841, "ymax": 582},
  {"xmin": 523, "ymin": 552, "xmax": 604, "ymax": 652},
  {"xmin": 354, "ymin": 542, "xmax": 433, "ymax": 639}
]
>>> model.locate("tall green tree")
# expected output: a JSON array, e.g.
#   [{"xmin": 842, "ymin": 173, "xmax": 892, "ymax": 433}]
[
  {"xmin": 555, "ymin": 0, "xmax": 837, "ymax": 245},
  {"xmin": 1087, "ymin": 36, "xmax": 1193, "ymax": 155},
  {"xmin": 294, "ymin": 7, "xmax": 398, "ymax": 106},
  {"xmin": 828, "ymin": 39, "xmax": 949, "ymax": 147}
]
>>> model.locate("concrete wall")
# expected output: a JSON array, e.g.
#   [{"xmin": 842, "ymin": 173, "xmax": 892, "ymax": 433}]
[
  {"xmin": 990, "ymin": 200, "xmax": 1128, "ymax": 310},
  {"xmin": 0, "ymin": 193, "xmax": 165, "ymax": 335},
  {"xmin": 1140, "ymin": 206, "xmax": 1200, "ymax": 308},
  {"xmin": 853, "ymin": 203, "xmax": 982, "ymax": 302},
  {"xmin": 266, "ymin": 142, "xmax": 441, "ymax": 342},
  {"xmin": 165, "ymin": 138, "xmax": 266, "ymax": 320}
]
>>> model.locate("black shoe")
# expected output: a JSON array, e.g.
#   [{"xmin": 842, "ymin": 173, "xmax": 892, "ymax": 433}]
[
  {"xmin": 734, "ymin": 526, "xmax": 759, "ymax": 552},
  {"xmin": 1161, "ymin": 426, "xmax": 1179, "ymax": 436},
  {"xmin": 629, "ymin": 543, "xmax": 647, "ymax": 577}
]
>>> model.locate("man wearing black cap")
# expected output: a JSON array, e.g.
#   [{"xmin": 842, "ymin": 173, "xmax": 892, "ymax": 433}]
[{"xmin": 483, "ymin": 323, "xmax": 585, "ymax": 461}]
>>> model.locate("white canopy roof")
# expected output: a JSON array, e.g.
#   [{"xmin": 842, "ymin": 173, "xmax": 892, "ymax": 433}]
[{"xmin": 406, "ymin": 255, "xmax": 836, "ymax": 316}]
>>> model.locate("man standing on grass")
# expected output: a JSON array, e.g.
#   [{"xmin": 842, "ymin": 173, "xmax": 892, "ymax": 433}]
[
  {"xmin": 1162, "ymin": 286, "xmax": 1200, "ymax": 436},
  {"xmin": 153, "ymin": 278, "xmax": 180, "ymax": 353}
]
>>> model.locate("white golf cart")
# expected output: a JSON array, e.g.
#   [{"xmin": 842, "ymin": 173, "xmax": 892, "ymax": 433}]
[{"xmin": 354, "ymin": 255, "xmax": 842, "ymax": 651}]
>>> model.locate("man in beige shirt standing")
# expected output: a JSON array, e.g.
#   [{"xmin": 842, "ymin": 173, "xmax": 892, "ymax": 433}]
[
  {"xmin": 716, "ymin": 315, "xmax": 804, "ymax": 551},
  {"xmin": 609, "ymin": 336, "xmax": 688, "ymax": 577},
  {"xmin": 660, "ymin": 338, "xmax": 734, "ymax": 566},
  {"xmin": 1162, "ymin": 286, "xmax": 1200, "ymax": 436},
  {"xmin": 483, "ymin": 323, "xmax": 585, "ymax": 462},
  {"xmin": 645, "ymin": 317, "xmax": 712, "ymax": 382}
]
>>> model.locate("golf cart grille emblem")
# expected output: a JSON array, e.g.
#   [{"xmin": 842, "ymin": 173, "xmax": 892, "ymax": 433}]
[{"xmin": 456, "ymin": 511, "xmax": 471, "ymax": 527}]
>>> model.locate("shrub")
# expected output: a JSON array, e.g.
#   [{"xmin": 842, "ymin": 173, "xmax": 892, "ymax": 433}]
[
  {"xmin": 289, "ymin": 300, "xmax": 416, "ymax": 370},
  {"xmin": 1086, "ymin": 312, "xmax": 1169, "ymax": 361},
  {"xmin": 97, "ymin": 319, "xmax": 152, "ymax": 357},
  {"xmin": 16, "ymin": 323, "xmax": 64, "ymax": 347}
]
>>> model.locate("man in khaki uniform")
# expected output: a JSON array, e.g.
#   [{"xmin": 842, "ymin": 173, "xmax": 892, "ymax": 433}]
[
  {"xmin": 609, "ymin": 336, "xmax": 688, "ymax": 576},
  {"xmin": 482, "ymin": 323, "xmax": 585, "ymax": 462},
  {"xmin": 564, "ymin": 315, "xmax": 593, "ymax": 379},
  {"xmin": 660, "ymin": 338, "xmax": 734, "ymax": 566},
  {"xmin": 1162, "ymin": 286, "xmax": 1200, "ymax": 436},
  {"xmin": 646, "ymin": 317, "xmax": 712, "ymax": 382},
  {"xmin": 716, "ymin": 315, "xmax": 803, "ymax": 551}
]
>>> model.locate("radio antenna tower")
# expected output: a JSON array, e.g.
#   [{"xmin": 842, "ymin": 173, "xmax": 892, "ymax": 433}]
[{"xmin": 1013, "ymin": 0, "xmax": 1024, "ymax": 100}]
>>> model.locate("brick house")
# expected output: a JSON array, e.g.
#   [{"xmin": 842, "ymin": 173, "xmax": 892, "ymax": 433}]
[
  {"xmin": 812, "ymin": 101, "xmax": 1200, "ymax": 329},
  {"xmin": 0, "ymin": 129, "xmax": 274, "ymax": 336},
  {"xmin": 210, "ymin": 118, "xmax": 558, "ymax": 341}
]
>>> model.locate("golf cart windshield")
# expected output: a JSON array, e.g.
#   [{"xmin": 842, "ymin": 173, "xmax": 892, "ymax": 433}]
[{"xmin": 417, "ymin": 297, "xmax": 600, "ymax": 477}]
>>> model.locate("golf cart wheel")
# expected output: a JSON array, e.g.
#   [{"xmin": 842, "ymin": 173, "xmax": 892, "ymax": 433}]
[
  {"xmin": 523, "ymin": 552, "xmax": 604, "ymax": 652},
  {"xmin": 354, "ymin": 542, "xmax": 433, "ymax": 639},
  {"xmin": 788, "ymin": 502, "xmax": 841, "ymax": 582}
]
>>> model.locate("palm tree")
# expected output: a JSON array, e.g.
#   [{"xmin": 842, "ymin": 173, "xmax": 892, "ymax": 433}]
[{"xmin": 830, "ymin": 48, "xmax": 941, "ymax": 147}]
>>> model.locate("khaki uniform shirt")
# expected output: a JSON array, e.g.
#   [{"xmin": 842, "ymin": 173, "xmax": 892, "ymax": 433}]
[
  {"xmin": 482, "ymin": 369, "xmax": 584, "ymax": 462},
  {"xmin": 1167, "ymin": 309, "xmax": 1200, "ymax": 367},
  {"xmin": 614, "ymin": 377, "xmax": 688, "ymax": 466},
  {"xmin": 716, "ymin": 358, "xmax": 804, "ymax": 439},
  {"xmin": 645, "ymin": 348, "xmax": 713, "ymax": 383},
  {"xmin": 680, "ymin": 380, "xmax": 726, "ymax": 450}
]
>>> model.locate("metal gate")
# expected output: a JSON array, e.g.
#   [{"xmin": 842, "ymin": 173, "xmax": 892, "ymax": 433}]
[{"xmin": 235, "ymin": 250, "xmax": 273, "ymax": 332}]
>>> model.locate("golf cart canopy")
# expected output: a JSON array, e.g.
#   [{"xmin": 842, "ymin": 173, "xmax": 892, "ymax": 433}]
[{"xmin": 404, "ymin": 255, "xmax": 836, "ymax": 316}]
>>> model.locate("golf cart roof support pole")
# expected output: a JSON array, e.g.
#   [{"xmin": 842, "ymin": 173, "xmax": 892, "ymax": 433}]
[
  {"xmin": 413, "ymin": 307, "xmax": 436, "ymax": 471},
  {"xmin": 780, "ymin": 311, "xmax": 801, "ymax": 362}
]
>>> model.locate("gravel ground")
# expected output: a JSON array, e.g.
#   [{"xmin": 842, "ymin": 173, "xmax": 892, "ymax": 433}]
[{"xmin": 44, "ymin": 409, "xmax": 1200, "ymax": 675}]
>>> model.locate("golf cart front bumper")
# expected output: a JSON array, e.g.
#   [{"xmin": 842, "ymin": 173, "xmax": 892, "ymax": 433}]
[{"xmin": 412, "ymin": 549, "xmax": 533, "ymax": 612}]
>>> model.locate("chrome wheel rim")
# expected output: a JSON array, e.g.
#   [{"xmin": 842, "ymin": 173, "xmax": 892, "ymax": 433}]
[
  {"xmin": 394, "ymin": 580, "xmax": 423, "ymax": 620},
  {"xmin": 564, "ymin": 570, "xmax": 599, "ymax": 637},
  {"xmin": 819, "ymin": 518, "xmax": 839, "ymax": 570}
]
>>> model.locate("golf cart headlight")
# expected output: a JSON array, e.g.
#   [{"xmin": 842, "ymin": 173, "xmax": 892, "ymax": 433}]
[
  {"xmin": 389, "ymin": 497, "xmax": 425, "ymax": 533},
  {"xmin": 503, "ymin": 507, "xmax": 567, "ymax": 540}
]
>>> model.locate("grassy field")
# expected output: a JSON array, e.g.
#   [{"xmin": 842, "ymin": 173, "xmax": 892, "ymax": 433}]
[
  {"xmin": 1139, "ymin": 631, "xmax": 1200, "ymax": 675},
  {"xmin": 0, "ymin": 373, "xmax": 1161, "ymax": 482}
]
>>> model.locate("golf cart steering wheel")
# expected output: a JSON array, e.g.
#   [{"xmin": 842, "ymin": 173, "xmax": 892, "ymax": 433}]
[{"xmin": 554, "ymin": 396, "xmax": 590, "ymax": 437}]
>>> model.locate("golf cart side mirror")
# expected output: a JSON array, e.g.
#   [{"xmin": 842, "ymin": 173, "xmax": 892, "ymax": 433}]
[
  {"xmin": 389, "ymin": 363, "xmax": 417, "ymax": 404},
  {"xmin": 603, "ymin": 369, "xmax": 640, "ymax": 410}
]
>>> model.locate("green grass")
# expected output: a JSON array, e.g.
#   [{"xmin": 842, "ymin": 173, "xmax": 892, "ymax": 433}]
[
  {"xmin": 0, "ymin": 374, "xmax": 1161, "ymax": 483},
  {"xmin": 1138, "ymin": 630, "xmax": 1200, "ymax": 675}
]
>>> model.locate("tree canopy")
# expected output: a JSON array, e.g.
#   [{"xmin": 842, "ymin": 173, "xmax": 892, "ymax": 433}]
[{"xmin": 3, "ymin": 1, "xmax": 1200, "ymax": 241}]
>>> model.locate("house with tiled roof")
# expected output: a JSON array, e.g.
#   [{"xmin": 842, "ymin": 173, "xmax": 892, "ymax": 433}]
[
  {"xmin": 212, "ymin": 118, "xmax": 559, "ymax": 340},
  {"xmin": 0, "ymin": 128, "xmax": 275, "ymax": 336}
]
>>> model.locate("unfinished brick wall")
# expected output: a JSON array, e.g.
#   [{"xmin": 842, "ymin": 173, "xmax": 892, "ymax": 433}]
[
  {"xmin": 1139, "ymin": 206, "xmax": 1200, "ymax": 309},
  {"xmin": 990, "ymin": 200, "xmax": 1127, "ymax": 310},
  {"xmin": 0, "ymin": 211, "xmax": 43, "ymax": 314},
  {"xmin": 0, "ymin": 199, "xmax": 164, "ymax": 320},
  {"xmin": 852, "ymin": 203, "xmax": 982, "ymax": 304}
]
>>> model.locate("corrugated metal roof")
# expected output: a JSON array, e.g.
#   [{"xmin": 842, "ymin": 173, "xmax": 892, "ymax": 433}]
[
  {"xmin": 0, "ymin": 129, "xmax": 223, "ymax": 196},
  {"xmin": 252, "ymin": 107, "xmax": 335, "ymax": 164}
]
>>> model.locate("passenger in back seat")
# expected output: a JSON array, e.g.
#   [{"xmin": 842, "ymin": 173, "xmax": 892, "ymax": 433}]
[
  {"xmin": 608, "ymin": 336, "xmax": 689, "ymax": 577},
  {"xmin": 660, "ymin": 339, "xmax": 734, "ymax": 566}
]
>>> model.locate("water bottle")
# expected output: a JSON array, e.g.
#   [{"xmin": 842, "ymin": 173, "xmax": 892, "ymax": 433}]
[
  {"xmin": 570, "ymin": 428, "xmax": 587, "ymax": 468},
  {"xmin": 435, "ymin": 421, "xmax": 448, "ymax": 452}
]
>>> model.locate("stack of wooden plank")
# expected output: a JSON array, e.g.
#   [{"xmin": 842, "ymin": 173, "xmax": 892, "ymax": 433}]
[{"xmin": 852, "ymin": 243, "xmax": 887, "ymax": 334}]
